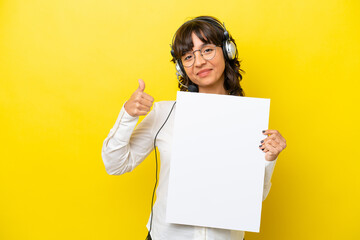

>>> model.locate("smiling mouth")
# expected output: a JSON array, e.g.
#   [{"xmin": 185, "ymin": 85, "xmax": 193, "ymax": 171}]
[{"xmin": 197, "ymin": 69, "xmax": 212, "ymax": 77}]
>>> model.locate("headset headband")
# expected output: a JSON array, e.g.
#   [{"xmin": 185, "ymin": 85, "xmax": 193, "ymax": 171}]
[{"xmin": 170, "ymin": 17, "xmax": 229, "ymax": 59}]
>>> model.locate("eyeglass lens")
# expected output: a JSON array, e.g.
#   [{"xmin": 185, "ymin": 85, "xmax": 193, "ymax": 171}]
[{"xmin": 181, "ymin": 45, "xmax": 217, "ymax": 67}]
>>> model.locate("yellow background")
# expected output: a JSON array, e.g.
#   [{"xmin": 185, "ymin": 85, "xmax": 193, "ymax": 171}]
[{"xmin": 1, "ymin": 0, "xmax": 359, "ymax": 239}]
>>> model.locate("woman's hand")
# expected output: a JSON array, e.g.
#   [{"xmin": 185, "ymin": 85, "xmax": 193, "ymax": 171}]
[
  {"xmin": 259, "ymin": 130, "xmax": 287, "ymax": 161},
  {"xmin": 124, "ymin": 79, "xmax": 154, "ymax": 117}
]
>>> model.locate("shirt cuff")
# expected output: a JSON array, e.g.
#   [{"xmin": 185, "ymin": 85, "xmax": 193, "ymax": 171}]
[
  {"xmin": 121, "ymin": 101, "xmax": 139, "ymax": 121},
  {"xmin": 264, "ymin": 158, "xmax": 277, "ymax": 185},
  {"xmin": 104, "ymin": 103, "xmax": 139, "ymax": 145}
]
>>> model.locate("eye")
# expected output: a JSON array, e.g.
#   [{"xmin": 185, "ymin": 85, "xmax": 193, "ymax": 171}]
[
  {"xmin": 183, "ymin": 54, "xmax": 193, "ymax": 62},
  {"xmin": 203, "ymin": 46, "xmax": 215, "ymax": 54}
]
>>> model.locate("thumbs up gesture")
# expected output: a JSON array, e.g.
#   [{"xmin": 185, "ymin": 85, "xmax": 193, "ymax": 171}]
[{"xmin": 124, "ymin": 79, "xmax": 154, "ymax": 117}]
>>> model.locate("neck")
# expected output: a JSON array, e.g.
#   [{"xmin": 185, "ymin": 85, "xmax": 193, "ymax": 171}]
[
  {"xmin": 199, "ymin": 86, "xmax": 228, "ymax": 95},
  {"xmin": 198, "ymin": 75, "xmax": 228, "ymax": 95}
]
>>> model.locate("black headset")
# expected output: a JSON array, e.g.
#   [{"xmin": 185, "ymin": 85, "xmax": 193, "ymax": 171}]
[{"xmin": 170, "ymin": 16, "xmax": 237, "ymax": 89}]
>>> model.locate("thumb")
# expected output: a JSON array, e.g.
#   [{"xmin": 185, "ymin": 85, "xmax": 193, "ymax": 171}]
[{"xmin": 138, "ymin": 79, "xmax": 145, "ymax": 92}]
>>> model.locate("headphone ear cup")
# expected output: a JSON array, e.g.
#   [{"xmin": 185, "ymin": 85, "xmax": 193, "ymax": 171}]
[{"xmin": 223, "ymin": 40, "xmax": 236, "ymax": 60}]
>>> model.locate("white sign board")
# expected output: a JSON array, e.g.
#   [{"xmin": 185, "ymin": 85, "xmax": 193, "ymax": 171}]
[{"xmin": 166, "ymin": 91, "xmax": 270, "ymax": 232}]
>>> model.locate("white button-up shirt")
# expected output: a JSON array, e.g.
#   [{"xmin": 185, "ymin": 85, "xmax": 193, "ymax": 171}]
[{"xmin": 102, "ymin": 101, "xmax": 276, "ymax": 240}]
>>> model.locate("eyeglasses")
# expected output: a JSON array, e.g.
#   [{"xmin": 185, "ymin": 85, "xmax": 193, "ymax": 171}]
[{"xmin": 181, "ymin": 44, "xmax": 218, "ymax": 68}]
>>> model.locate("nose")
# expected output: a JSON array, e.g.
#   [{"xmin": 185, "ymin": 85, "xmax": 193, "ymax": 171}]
[{"xmin": 193, "ymin": 50, "xmax": 206, "ymax": 67}]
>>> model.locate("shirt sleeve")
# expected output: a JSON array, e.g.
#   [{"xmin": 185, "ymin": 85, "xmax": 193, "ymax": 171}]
[
  {"xmin": 262, "ymin": 158, "xmax": 277, "ymax": 200},
  {"xmin": 101, "ymin": 102, "xmax": 158, "ymax": 175}
]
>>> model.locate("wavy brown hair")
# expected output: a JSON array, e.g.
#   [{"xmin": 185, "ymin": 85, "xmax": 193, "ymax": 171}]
[{"xmin": 171, "ymin": 16, "xmax": 245, "ymax": 96}]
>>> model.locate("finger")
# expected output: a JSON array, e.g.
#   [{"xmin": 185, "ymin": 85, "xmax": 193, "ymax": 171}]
[
  {"xmin": 134, "ymin": 91, "xmax": 152, "ymax": 103},
  {"xmin": 260, "ymin": 147, "xmax": 268, "ymax": 153},
  {"xmin": 259, "ymin": 141, "xmax": 270, "ymax": 153},
  {"xmin": 266, "ymin": 139, "xmax": 279, "ymax": 150},
  {"xmin": 138, "ymin": 79, "xmax": 145, "ymax": 92},
  {"xmin": 134, "ymin": 101, "xmax": 151, "ymax": 111},
  {"xmin": 259, "ymin": 144, "xmax": 266, "ymax": 152},
  {"xmin": 265, "ymin": 143, "xmax": 280, "ymax": 156},
  {"xmin": 273, "ymin": 131, "xmax": 285, "ymax": 143},
  {"xmin": 261, "ymin": 135, "xmax": 281, "ymax": 145},
  {"xmin": 262, "ymin": 130, "xmax": 285, "ymax": 145},
  {"xmin": 141, "ymin": 92, "xmax": 155, "ymax": 102},
  {"xmin": 261, "ymin": 146, "xmax": 269, "ymax": 153},
  {"xmin": 266, "ymin": 140, "xmax": 282, "ymax": 155},
  {"xmin": 133, "ymin": 109, "xmax": 150, "ymax": 116},
  {"xmin": 262, "ymin": 129, "xmax": 279, "ymax": 136},
  {"xmin": 137, "ymin": 103, "xmax": 151, "ymax": 112},
  {"xmin": 264, "ymin": 130, "xmax": 286, "ymax": 144},
  {"xmin": 265, "ymin": 134, "xmax": 286, "ymax": 149},
  {"xmin": 139, "ymin": 99, "xmax": 153, "ymax": 108},
  {"xmin": 139, "ymin": 97, "xmax": 154, "ymax": 108},
  {"xmin": 270, "ymin": 139, "xmax": 286, "ymax": 152},
  {"xmin": 278, "ymin": 139, "xmax": 287, "ymax": 149}
]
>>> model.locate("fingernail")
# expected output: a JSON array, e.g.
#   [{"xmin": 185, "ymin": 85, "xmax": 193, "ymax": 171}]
[
  {"xmin": 259, "ymin": 145, "xmax": 262, "ymax": 148},
  {"xmin": 261, "ymin": 140, "xmax": 264, "ymax": 143},
  {"xmin": 262, "ymin": 149, "xmax": 265, "ymax": 151},
  {"xmin": 262, "ymin": 130, "xmax": 266, "ymax": 133}
]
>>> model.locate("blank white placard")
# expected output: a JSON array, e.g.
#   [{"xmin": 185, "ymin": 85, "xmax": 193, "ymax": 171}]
[{"xmin": 166, "ymin": 91, "xmax": 270, "ymax": 232}]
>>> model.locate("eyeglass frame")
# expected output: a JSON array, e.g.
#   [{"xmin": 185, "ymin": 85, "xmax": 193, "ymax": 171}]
[{"xmin": 181, "ymin": 44, "xmax": 221, "ymax": 68}]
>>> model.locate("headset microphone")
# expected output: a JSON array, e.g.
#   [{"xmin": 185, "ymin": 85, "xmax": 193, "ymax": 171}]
[
  {"xmin": 188, "ymin": 84, "xmax": 199, "ymax": 92},
  {"xmin": 176, "ymin": 72, "xmax": 199, "ymax": 92}
]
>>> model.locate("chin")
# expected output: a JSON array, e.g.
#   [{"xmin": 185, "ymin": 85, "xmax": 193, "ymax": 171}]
[{"xmin": 197, "ymin": 78, "xmax": 221, "ymax": 87}]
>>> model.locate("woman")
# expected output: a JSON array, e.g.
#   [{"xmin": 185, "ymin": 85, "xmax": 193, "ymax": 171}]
[{"xmin": 102, "ymin": 16, "xmax": 286, "ymax": 240}]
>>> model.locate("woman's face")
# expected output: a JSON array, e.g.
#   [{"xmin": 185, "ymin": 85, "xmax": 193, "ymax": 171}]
[{"xmin": 183, "ymin": 32, "xmax": 226, "ymax": 94}]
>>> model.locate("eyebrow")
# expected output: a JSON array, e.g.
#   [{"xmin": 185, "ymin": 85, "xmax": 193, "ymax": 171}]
[{"xmin": 189, "ymin": 43, "xmax": 211, "ymax": 52}]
